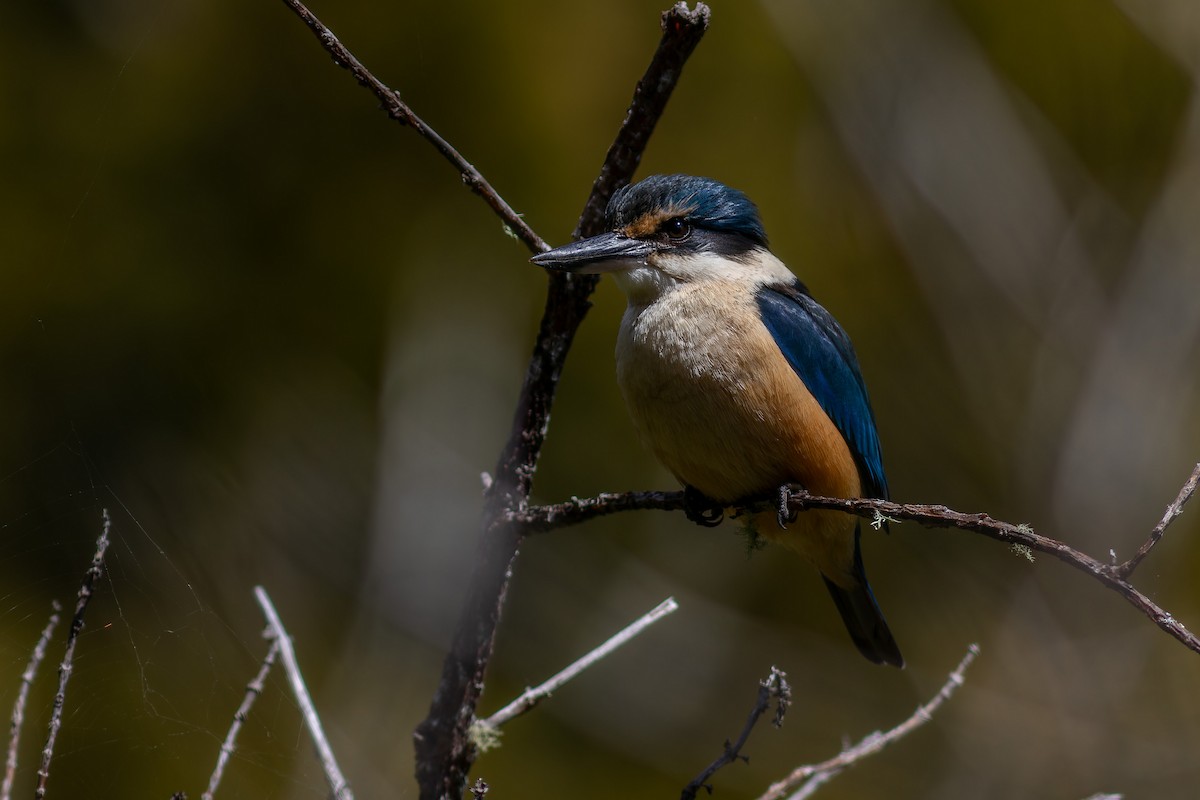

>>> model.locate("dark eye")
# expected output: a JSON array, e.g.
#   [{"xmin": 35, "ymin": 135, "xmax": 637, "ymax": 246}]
[{"xmin": 662, "ymin": 218, "xmax": 691, "ymax": 240}]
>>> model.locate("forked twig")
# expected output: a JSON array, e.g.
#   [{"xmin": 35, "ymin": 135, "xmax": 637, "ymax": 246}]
[
  {"xmin": 757, "ymin": 644, "xmax": 980, "ymax": 800},
  {"xmin": 1115, "ymin": 462, "xmax": 1200, "ymax": 579},
  {"xmin": 682, "ymin": 667, "xmax": 792, "ymax": 800},
  {"xmin": 254, "ymin": 586, "xmax": 354, "ymax": 800},
  {"xmin": 35, "ymin": 509, "xmax": 111, "ymax": 799},
  {"xmin": 478, "ymin": 597, "xmax": 679, "ymax": 730},
  {"xmin": 2, "ymin": 602, "xmax": 61, "ymax": 800}
]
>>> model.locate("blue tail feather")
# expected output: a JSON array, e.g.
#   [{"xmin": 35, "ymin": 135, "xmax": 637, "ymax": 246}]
[{"xmin": 822, "ymin": 529, "xmax": 903, "ymax": 667}]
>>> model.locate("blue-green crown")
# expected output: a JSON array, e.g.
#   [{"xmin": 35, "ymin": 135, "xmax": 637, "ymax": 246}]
[{"xmin": 606, "ymin": 174, "xmax": 768, "ymax": 248}]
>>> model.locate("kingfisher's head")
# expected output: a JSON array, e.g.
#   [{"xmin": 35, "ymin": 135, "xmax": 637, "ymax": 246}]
[{"xmin": 532, "ymin": 174, "xmax": 780, "ymax": 301}]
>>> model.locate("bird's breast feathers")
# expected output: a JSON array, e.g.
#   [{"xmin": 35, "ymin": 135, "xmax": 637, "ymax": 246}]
[{"xmin": 615, "ymin": 278, "xmax": 860, "ymax": 505}]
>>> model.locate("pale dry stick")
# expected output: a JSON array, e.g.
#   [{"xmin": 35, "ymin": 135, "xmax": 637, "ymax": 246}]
[
  {"xmin": 200, "ymin": 638, "xmax": 282, "ymax": 800},
  {"xmin": 757, "ymin": 644, "xmax": 980, "ymax": 800},
  {"xmin": 35, "ymin": 509, "xmax": 111, "ymax": 800},
  {"xmin": 478, "ymin": 597, "xmax": 679, "ymax": 730},
  {"xmin": 253, "ymin": 586, "xmax": 354, "ymax": 800},
  {"xmin": 2, "ymin": 602, "xmax": 61, "ymax": 800}
]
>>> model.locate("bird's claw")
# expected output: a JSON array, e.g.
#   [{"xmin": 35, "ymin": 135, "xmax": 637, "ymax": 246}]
[
  {"xmin": 776, "ymin": 484, "xmax": 798, "ymax": 529},
  {"xmin": 683, "ymin": 486, "xmax": 725, "ymax": 528}
]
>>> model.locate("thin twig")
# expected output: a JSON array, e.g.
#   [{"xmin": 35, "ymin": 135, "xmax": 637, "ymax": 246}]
[
  {"xmin": 479, "ymin": 597, "xmax": 679, "ymax": 729},
  {"xmin": 784, "ymin": 492, "xmax": 1200, "ymax": 656},
  {"xmin": 757, "ymin": 644, "xmax": 980, "ymax": 800},
  {"xmin": 682, "ymin": 667, "xmax": 792, "ymax": 800},
  {"xmin": 277, "ymin": 0, "xmax": 546, "ymax": 254},
  {"xmin": 253, "ymin": 586, "xmax": 354, "ymax": 800},
  {"xmin": 509, "ymin": 490, "xmax": 685, "ymax": 533},
  {"xmin": 512, "ymin": 476, "xmax": 1200, "ymax": 657},
  {"xmin": 201, "ymin": 638, "xmax": 282, "ymax": 800},
  {"xmin": 568, "ymin": 1, "xmax": 716, "ymax": 241},
  {"xmin": 35, "ymin": 509, "xmax": 111, "ymax": 799},
  {"xmin": 2, "ymin": 602, "xmax": 61, "ymax": 800},
  {"xmin": 1115, "ymin": 462, "xmax": 1200, "ymax": 579}
]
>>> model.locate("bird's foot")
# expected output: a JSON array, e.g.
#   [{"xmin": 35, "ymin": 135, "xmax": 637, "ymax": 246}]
[
  {"xmin": 776, "ymin": 484, "xmax": 799, "ymax": 530},
  {"xmin": 683, "ymin": 486, "xmax": 725, "ymax": 528}
]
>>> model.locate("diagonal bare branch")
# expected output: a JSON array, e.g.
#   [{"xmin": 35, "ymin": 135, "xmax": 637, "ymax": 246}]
[
  {"xmin": 478, "ymin": 597, "xmax": 679, "ymax": 730},
  {"xmin": 254, "ymin": 586, "xmax": 354, "ymax": 800},
  {"xmin": 277, "ymin": 0, "xmax": 546, "ymax": 253},
  {"xmin": 682, "ymin": 667, "xmax": 791, "ymax": 800},
  {"xmin": 1115, "ymin": 461, "xmax": 1200, "ymax": 579},
  {"xmin": 201, "ymin": 638, "xmax": 281, "ymax": 800},
  {"xmin": 35, "ymin": 510, "xmax": 111, "ymax": 800}
]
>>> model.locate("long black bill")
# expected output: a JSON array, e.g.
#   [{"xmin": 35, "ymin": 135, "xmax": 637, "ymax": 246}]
[{"xmin": 530, "ymin": 231, "xmax": 656, "ymax": 273}]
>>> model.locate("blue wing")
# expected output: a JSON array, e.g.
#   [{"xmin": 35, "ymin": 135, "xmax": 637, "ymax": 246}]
[{"xmin": 756, "ymin": 283, "xmax": 888, "ymax": 500}]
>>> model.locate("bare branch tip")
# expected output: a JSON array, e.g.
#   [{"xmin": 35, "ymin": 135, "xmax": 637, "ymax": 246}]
[
  {"xmin": 683, "ymin": 665, "xmax": 790, "ymax": 798},
  {"xmin": 664, "ymin": 2, "xmax": 712, "ymax": 27},
  {"xmin": 1114, "ymin": 461, "xmax": 1200, "ymax": 580},
  {"xmin": 202, "ymin": 638, "xmax": 281, "ymax": 800},
  {"xmin": 765, "ymin": 667, "xmax": 792, "ymax": 728},
  {"xmin": 481, "ymin": 596, "xmax": 680, "ymax": 730}
]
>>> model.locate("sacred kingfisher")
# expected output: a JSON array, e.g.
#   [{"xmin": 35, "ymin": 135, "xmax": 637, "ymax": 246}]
[{"xmin": 532, "ymin": 174, "xmax": 902, "ymax": 667}]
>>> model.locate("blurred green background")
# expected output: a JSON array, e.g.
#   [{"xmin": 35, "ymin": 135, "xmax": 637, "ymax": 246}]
[{"xmin": 3, "ymin": 0, "xmax": 1200, "ymax": 797}]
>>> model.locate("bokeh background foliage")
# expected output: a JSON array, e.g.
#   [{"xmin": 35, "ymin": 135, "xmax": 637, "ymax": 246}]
[{"xmin": 3, "ymin": 0, "xmax": 1200, "ymax": 797}]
